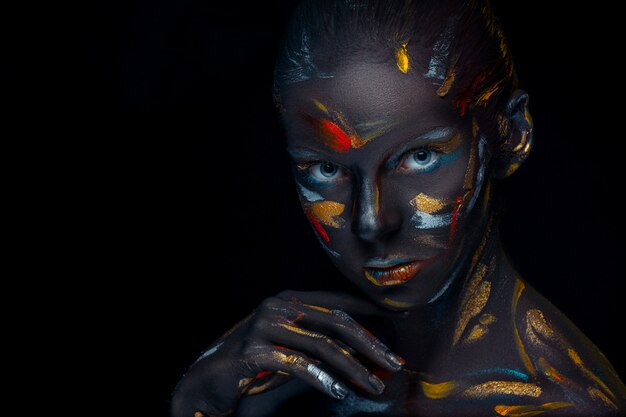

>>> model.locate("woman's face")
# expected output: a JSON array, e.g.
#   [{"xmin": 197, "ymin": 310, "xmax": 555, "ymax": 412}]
[{"xmin": 281, "ymin": 61, "xmax": 489, "ymax": 310}]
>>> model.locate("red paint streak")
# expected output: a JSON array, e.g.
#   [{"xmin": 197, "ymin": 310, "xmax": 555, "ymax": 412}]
[
  {"xmin": 307, "ymin": 211, "xmax": 330, "ymax": 243},
  {"xmin": 319, "ymin": 119, "xmax": 352, "ymax": 153},
  {"xmin": 255, "ymin": 371, "xmax": 273, "ymax": 380},
  {"xmin": 453, "ymin": 68, "xmax": 493, "ymax": 116},
  {"xmin": 448, "ymin": 196, "xmax": 463, "ymax": 244}
]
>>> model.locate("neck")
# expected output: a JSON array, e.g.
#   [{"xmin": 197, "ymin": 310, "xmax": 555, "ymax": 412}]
[{"xmin": 388, "ymin": 211, "xmax": 505, "ymax": 368}]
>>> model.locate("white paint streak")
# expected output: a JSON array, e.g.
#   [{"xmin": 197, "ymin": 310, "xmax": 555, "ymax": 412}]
[
  {"xmin": 194, "ymin": 341, "xmax": 223, "ymax": 364},
  {"xmin": 333, "ymin": 392, "xmax": 391, "ymax": 417},
  {"xmin": 307, "ymin": 363, "xmax": 335, "ymax": 393},
  {"xmin": 465, "ymin": 135, "xmax": 487, "ymax": 212},
  {"xmin": 424, "ymin": 17, "xmax": 458, "ymax": 82},
  {"xmin": 298, "ymin": 183, "xmax": 324, "ymax": 202},
  {"xmin": 411, "ymin": 211, "xmax": 452, "ymax": 229}
]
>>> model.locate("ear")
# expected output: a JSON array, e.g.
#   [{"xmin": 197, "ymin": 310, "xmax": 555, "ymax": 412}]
[{"xmin": 492, "ymin": 89, "xmax": 534, "ymax": 179}]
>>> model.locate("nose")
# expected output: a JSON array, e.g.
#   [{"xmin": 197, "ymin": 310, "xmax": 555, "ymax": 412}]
[{"xmin": 351, "ymin": 178, "xmax": 401, "ymax": 243}]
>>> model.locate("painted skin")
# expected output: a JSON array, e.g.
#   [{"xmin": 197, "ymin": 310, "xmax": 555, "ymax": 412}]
[{"xmin": 171, "ymin": 21, "xmax": 625, "ymax": 417}]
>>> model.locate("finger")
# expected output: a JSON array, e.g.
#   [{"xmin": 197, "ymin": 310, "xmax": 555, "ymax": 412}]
[
  {"xmin": 295, "ymin": 303, "xmax": 405, "ymax": 371},
  {"xmin": 263, "ymin": 319, "xmax": 386, "ymax": 395},
  {"xmin": 247, "ymin": 345, "xmax": 350, "ymax": 400},
  {"xmin": 277, "ymin": 290, "xmax": 406, "ymax": 318}
]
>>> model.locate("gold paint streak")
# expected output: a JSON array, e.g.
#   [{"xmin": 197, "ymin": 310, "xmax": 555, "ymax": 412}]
[
  {"xmin": 437, "ymin": 67, "xmax": 456, "ymax": 97},
  {"xmin": 365, "ymin": 271, "xmax": 383, "ymax": 286},
  {"xmin": 238, "ymin": 377, "xmax": 254, "ymax": 389},
  {"xmin": 420, "ymin": 380, "xmax": 458, "ymax": 399},
  {"xmin": 512, "ymin": 279, "xmax": 537, "ymax": 377},
  {"xmin": 461, "ymin": 263, "xmax": 488, "ymax": 311},
  {"xmin": 411, "ymin": 193, "xmax": 446, "ymax": 214},
  {"xmin": 494, "ymin": 402, "xmax": 573, "ymax": 416},
  {"xmin": 312, "ymin": 99, "xmax": 329, "ymax": 115},
  {"xmin": 463, "ymin": 140, "xmax": 477, "ymax": 190},
  {"xmin": 526, "ymin": 309, "xmax": 555, "ymax": 340},
  {"xmin": 310, "ymin": 201, "xmax": 345, "ymax": 228},
  {"xmin": 587, "ymin": 386, "xmax": 618, "ymax": 410},
  {"xmin": 568, "ymin": 348, "xmax": 615, "ymax": 400},
  {"xmin": 513, "ymin": 130, "xmax": 529, "ymax": 152},
  {"xmin": 475, "ymin": 80, "xmax": 502, "ymax": 106},
  {"xmin": 247, "ymin": 379, "xmax": 277, "ymax": 396},
  {"xmin": 194, "ymin": 411, "xmax": 206, "ymax": 417},
  {"xmin": 465, "ymin": 324, "xmax": 487, "ymax": 343},
  {"xmin": 303, "ymin": 303, "xmax": 332, "ymax": 313},
  {"xmin": 523, "ymin": 141, "xmax": 532, "ymax": 154},
  {"xmin": 383, "ymin": 297, "xmax": 413, "ymax": 309},
  {"xmin": 497, "ymin": 114, "xmax": 509, "ymax": 137},
  {"xmin": 453, "ymin": 279, "xmax": 491, "ymax": 346},
  {"xmin": 463, "ymin": 381, "xmax": 542, "ymax": 398},
  {"xmin": 480, "ymin": 313, "xmax": 497, "ymax": 325},
  {"xmin": 472, "ymin": 117, "xmax": 480, "ymax": 138},
  {"xmin": 505, "ymin": 162, "xmax": 520, "ymax": 177},
  {"xmin": 277, "ymin": 323, "xmax": 323, "ymax": 339},
  {"xmin": 395, "ymin": 42, "xmax": 410, "ymax": 74},
  {"xmin": 537, "ymin": 357, "xmax": 575, "ymax": 388},
  {"xmin": 414, "ymin": 234, "xmax": 448, "ymax": 250},
  {"xmin": 437, "ymin": 131, "xmax": 464, "ymax": 153}
]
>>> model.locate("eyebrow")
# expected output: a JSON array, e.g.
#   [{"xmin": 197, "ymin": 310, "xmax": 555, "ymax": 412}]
[
  {"xmin": 385, "ymin": 127, "xmax": 460, "ymax": 169},
  {"xmin": 287, "ymin": 148, "xmax": 323, "ymax": 160}
]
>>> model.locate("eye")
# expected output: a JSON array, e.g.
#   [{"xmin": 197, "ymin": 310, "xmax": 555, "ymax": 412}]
[
  {"xmin": 309, "ymin": 162, "xmax": 345, "ymax": 183},
  {"xmin": 399, "ymin": 149, "xmax": 440, "ymax": 172}
]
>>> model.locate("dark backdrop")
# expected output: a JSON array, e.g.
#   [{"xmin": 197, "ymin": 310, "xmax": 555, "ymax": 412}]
[{"xmin": 73, "ymin": 1, "xmax": 625, "ymax": 415}]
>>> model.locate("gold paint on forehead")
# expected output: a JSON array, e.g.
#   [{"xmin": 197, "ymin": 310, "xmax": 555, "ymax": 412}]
[
  {"xmin": 437, "ymin": 67, "xmax": 457, "ymax": 97},
  {"xmin": 420, "ymin": 380, "xmax": 458, "ymax": 399},
  {"xmin": 462, "ymin": 381, "xmax": 542, "ymax": 398},
  {"xmin": 494, "ymin": 401, "xmax": 573, "ymax": 416},
  {"xmin": 411, "ymin": 193, "xmax": 447, "ymax": 214},
  {"xmin": 309, "ymin": 201, "xmax": 345, "ymax": 228},
  {"xmin": 395, "ymin": 42, "xmax": 410, "ymax": 74}
]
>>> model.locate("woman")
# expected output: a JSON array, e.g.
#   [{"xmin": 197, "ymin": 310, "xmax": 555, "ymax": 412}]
[{"xmin": 172, "ymin": 0, "xmax": 626, "ymax": 415}]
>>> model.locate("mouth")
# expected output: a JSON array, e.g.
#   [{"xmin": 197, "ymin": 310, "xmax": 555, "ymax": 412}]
[{"xmin": 363, "ymin": 259, "xmax": 423, "ymax": 286}]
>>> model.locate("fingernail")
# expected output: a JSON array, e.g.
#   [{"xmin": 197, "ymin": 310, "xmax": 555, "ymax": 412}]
[
  {"xmin": 331, "ymin": 381, "xmax": 348, "ymax": 399},
  {"xmin": 368, "ymin": 374, "xmax": 385, "ymax": 394},
  {"xmin": 385, "ymin": 350, "xmax": 405, "ymax": 369}
]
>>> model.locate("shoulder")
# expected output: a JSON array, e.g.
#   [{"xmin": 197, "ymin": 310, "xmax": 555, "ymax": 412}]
[{"xmin": 513, "ymin": 279, "xmax": 626, "ymax": 414}]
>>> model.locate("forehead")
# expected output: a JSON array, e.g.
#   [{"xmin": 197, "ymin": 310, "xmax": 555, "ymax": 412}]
[{"xmin": 281, "ymin": 62, "xmax": 461, "ymax": 131}]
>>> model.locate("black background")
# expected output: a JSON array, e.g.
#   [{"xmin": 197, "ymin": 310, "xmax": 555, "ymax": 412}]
[{"xmin": 57, "ymin": 1, "xmax": 626, "ymax": 415}]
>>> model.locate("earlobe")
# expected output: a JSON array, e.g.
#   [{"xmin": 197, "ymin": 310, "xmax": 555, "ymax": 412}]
[{"xmin": 492, "ymin": 89, "xmax": 534, "ymax": 179}]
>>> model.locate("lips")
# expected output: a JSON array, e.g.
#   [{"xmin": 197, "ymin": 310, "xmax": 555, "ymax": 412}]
[{"xmin": 364, "ymin": 260, "xmax": 422, "ymax": 286}]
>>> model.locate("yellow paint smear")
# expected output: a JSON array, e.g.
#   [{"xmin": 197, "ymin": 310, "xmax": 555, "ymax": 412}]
[
  {"xmin": 395, "ymin": 42, "xmax": 410, "ymax": 74},
  {"xmin": 303, "ymin": 303, "xmax": 332, "ymax": 313},
  {"xmin": 494, "ymin": 401, "xmax": 573, "ymax": 416},
  {"xmin": 310, "ymin": 201, "xmax": 345, "ymax": 228},
  {"xmin": 420, "ymin": 380, "xmax": 458, "ymax": 399},
  {"xmin": 277, "ymin": 323, "xmax": 323, "ymax": 339},
  {"xmin": 506, "ymin": 162, "xmax": 521, "ymax": 177},
  {"xmin": 374, "ymin": 186, "xmax": 380, "ymax": 215},
  {"xmin": 437, "ymin": 67, "xmax": 456, "ymax": 97},
  {"xmin": 568, "ymin": 348, "xmax": 615, "ymax": 400},
  {"xmin": 463, "ymin": 381, "xmax": 542, "ymax": 398},
  {"xmin": 312, "ymin": 98, "xmax": 329, "ymax": 115},
  {"xmin": 480, "ymin": 313, "xmax": 497, "ymax": 325},
  {"xmin": 587, "ymin": 386, "xmax": 618, "ymax": 410},
  {"xmin": 365, "ymin": 271, "xmax": 383, "ymax": 286},
  {"xmin": 412, "ymin": 193, "xmax": 446, "ymax": 214},
  {"xmin": 383, "ymin": 297, "xmax": 413, "ymax": 309},
  {"xmin": 465, "ymin": 324, "xmax": 488, "ymax": 344},
  {"xmin": 453, "ymin": 280, "xmax": 491, "ymax": 346},
  {"xmin": 475, "ymin": 80, "xmax": 502, "ymax": 107},
  {"xmin": 512, "ymin": 280, "xmax": 537, "ymax": 377}
]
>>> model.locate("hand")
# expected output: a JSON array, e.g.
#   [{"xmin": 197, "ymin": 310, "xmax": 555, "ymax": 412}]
[{"xmin": 170, "ymin": 290, "xmax": 405, "ymax": 417}]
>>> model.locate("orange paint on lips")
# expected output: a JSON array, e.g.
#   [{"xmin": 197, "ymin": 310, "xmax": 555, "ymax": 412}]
[{"xmin": 364, "ymin": 261, "xmax": 423, "ymax": 286}]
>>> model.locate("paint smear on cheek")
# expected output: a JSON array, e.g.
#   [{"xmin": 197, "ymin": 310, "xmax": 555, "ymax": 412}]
[{"xmin": 310, "ymin": 201, "xmax": 345, "ymax": 228}]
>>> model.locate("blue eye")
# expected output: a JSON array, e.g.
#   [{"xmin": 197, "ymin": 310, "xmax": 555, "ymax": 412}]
[
  {"xmin": 309, "ymin": 162, "xmax": 345, "ymax": 183},
  {"xmin": 399, "ymin": 149, "xmax": 440, "ymax": 172}
]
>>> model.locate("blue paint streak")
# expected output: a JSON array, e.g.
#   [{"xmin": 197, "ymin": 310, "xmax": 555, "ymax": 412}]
[{"xmin": 465, "ymin": 367, "xmax": 530, "ymax": 382}]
